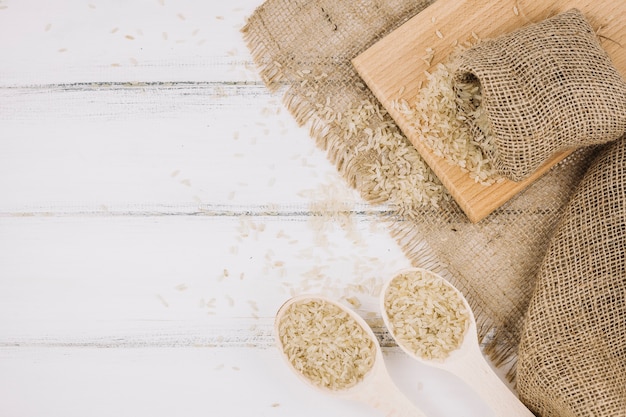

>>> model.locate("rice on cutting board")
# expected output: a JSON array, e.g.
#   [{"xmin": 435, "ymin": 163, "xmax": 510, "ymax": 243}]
[{"xmin": 394, "ymin": 44, "xmax": 503, "ymax": 186}]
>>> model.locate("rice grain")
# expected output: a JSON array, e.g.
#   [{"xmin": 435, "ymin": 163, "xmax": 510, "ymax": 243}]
[
  {"xmin": 383, "ymin": 270, "xmax": 469, "ymax": 360},
  {"xmin": 277, "ymin": 298, "xmax": 376, "ymax": 390},
  {"xmin": 402, "ymin": 45, "xmax": 502, "ymax": 185}
]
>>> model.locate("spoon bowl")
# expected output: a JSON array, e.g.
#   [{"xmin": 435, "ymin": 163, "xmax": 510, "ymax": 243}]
[
  {"xmin": 275, "ymin": 294, "xmax": 427, "ymax": 417},
  {"xmin": 380, "ymin": 268, "xmax": 534, "ymax": 417}
]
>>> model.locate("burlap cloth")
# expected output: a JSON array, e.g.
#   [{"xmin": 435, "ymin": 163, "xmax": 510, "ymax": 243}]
[
  {"xmin": 454, "ymin": 9, "xmax": 626, "ymax": 181},
  {"xmin": 242, "ymin": 1, "xmax": 625, "ymax": 415},
  {"xmin": 517, "ymin": 133, "xmax": 626, "ymax": 416}
]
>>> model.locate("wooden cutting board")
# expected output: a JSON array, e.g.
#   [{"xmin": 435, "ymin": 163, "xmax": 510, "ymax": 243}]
[{"xmin": 352, "ymin": 0, "xmax": 626, "ymax": 223}]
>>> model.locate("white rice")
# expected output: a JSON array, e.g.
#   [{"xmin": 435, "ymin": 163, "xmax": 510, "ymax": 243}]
[
  {"xmin": 383, "ymin": 269, "xmax": 470, "ymax": 360},
  {"xmin": 277, "ymin": 298, "xmax": 376, "ymax": 390},
  {"xmin": 399, "ymin": 45, "xmax": 503, "ymax": 185}
]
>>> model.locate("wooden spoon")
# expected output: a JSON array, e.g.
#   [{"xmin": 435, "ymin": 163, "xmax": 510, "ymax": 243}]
[
  {"xmin": 275, "ymin": 294, "xmax": 428, "ymax": 417},
  {"xmin": 380, "ymin": 268, "xmax": 534, "ymax": 417}
]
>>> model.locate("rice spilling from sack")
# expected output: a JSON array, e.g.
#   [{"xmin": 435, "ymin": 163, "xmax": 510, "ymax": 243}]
[
  {"xmin": 277, "ymin": 298, "xmax": 377, "ymax": 390},
  {"xmin": 395, "ymin": 45, "xmax": 503, "ymax": 185},
  {"xmin": 384, "ymin": 270, "xmax": 470, "ymax": 360},
  {"xmin": 453, "ymin": 9, "xmax": 626, "ymax": 181}
]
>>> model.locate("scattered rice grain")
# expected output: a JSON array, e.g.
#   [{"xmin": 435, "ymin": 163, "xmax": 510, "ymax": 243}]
[
  {"xmin": 226, "ymin": 295, "xmax": 235, "ymax": 307},
  {"xmin": 345, "ymin": 296, "xmax": 362, "ymax": 309},
  {"xmin": 156, "ymin": 294, "xmax": 169, "ymax": 308},
  {"xmin": 422, "ymin": 47, "xmax": 436, "ymax": 66}
]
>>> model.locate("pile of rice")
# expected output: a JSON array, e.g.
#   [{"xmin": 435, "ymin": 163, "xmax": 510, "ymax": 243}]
[
  {"xmin": 395, "ymin": 45, "xmax": 503, "ymax": 185},
  {"xmin": 332, "ymin": 98, "xmax": 448, "ymax": 210},
  {"xmin": 277, "ymin": 298, "xmax": 376, "ymax": 390},
  {"xmin": 383, "ymin": 269, "xmax": 470, "ymax": 360}
]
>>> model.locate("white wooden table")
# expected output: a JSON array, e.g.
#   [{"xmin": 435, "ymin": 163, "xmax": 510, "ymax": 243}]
[{"xmin": 0, "ymin": 1, "xmax": 502, "ymax": 415}]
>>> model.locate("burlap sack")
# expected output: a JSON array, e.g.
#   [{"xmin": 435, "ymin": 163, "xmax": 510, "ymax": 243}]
[
  {"xmin": 454, "ymin": 9, "xmax": 626, "ymax": 181},
  {"xmin": 516, "ymin": 134, "xmax": 626, "ymax": 417}
]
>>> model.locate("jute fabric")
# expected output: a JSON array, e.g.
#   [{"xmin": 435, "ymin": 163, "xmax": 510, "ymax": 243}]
[{"xmin": 517, "ymin": 133, "xmax": 626, "ymax": 417}]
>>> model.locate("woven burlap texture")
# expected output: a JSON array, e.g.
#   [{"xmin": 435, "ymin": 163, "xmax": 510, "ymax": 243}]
[
  {"xmin": 242, "ymin": 1, "xmax": 623, "ymax": 414},
  {"xmin": 454, "ymin": 9, "xmax": 626, "ymax": 181},
  {"xmin": 516, "ymin": 133, "xmax": 626, "ymax": 417}
]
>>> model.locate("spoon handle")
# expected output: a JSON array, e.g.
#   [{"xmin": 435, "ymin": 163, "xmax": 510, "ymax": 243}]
[
  {"xmin": 450, "ymin": 346, "xmax": 534, "ymax": 417},
  {"xmin": 352, "ymin": 366, "xmax": 427, "ymax": 417}
]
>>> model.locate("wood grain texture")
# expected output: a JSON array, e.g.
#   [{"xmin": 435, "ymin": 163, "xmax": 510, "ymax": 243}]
[
  {"xmin": 353, "ymin": 0, "xmax": 626, "ymax": 223},
  {"xmin": 0, "ymin": 1, "xmax": 510, "ymax": 415}
]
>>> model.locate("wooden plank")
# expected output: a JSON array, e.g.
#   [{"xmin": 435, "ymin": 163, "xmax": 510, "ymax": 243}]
[
  {"xmin": 0, "ymin": 347, "xmax": 493, "ymax": 417},
  {"xmin": 0, "ymin": 215, "xmax": 412, "ymax": 334},
  {"xmin": 352, "ymin": 0, "xmax": 626, "ymax": 222},
  {"xmin": 0, "ymin": 0, "xmax": 259, "ymax": 85},
  {"xmin": 0, "ymin": 84, "xmax": 349, "ymax": 210}
]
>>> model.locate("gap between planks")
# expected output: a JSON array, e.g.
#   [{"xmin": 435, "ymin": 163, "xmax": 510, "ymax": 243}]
[{"xmin": 0, "ymin": 202, "xmax": 393, "ymax": 218}]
